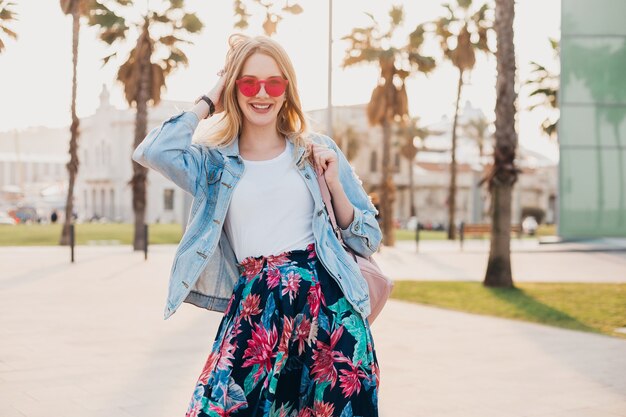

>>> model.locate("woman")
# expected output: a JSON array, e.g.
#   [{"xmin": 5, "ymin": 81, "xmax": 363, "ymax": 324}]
[{"xmin": 133, "ymin": 34, "xmax": 382, "ymax": 417}]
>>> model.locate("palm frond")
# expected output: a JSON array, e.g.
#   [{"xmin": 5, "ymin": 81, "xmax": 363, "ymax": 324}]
[
  {"xmin": 282, "ymin": 3, "xmax": 303, "ymax": 14},
  {"xmin": 389, "ymin": 5, "xmax": 404, "ymax": 28},
  {"xmin": 408, "ymin": 52, "xmax": 436, "ymax": 73},
  {"xmin": 1, "ymin": 25, "xmax": 16, "ymax": 39},
  {"xmin": 168, "ymin": 0, "xmax": 184, "ymax": 10},
  {"xmin": 181, "ymin": 13, "xmax": 202, "ymax": 33}
]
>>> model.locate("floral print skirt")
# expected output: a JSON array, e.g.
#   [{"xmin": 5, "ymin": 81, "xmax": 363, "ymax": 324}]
[{"xmin": 185, "ymin": 242, "xmax": 380, "ymax": 417}]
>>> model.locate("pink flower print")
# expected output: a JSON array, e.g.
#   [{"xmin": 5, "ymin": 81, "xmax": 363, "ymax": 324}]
[
  {"xmin": 278, "ymin": 316, "xmax": 295, "ymax": 355},
  {"xmin": 310, "ymin": 325, "xmax": 345, "ymax": 388},
  {"xmin": 307, "ymin": 284, "xmax": 323, "ymax": 317},
  {"xmin": 274, "ymin": 316, "xmax": 295, "ymax": 372},
  {"xmin": 266, "ymin": 252, "xmax": 291, "ymax": 269},
  {"xmin": 240, "ymin": 257, "xmax": 264, "ymax": 281},
  {"xmin": 266, "ymin": 267, "xmax": 281, "ymax": 290},
  {"xmin": 242, "ymin": 322, "xmax": 278, "ymax": 383},
  {"xmin": 338, "ymin": 359, "xmax": 367, "ymax": 397},
  {"xmin": 274, "ymin": 403, "xmax": 291, "ymax": 417},
  {"xmin": 207, "ymin": 401, "xmax": 247, "ymax": 417},
  {"xmin": 312, "ymin": 400, "xmax": 335, "ymax": 417},
  {"xmin": 224, "ymin": 292, "xmax": 236, "ymax": 315},
  {"xmin": 296, "ymin": 406, "xmax": 313, "ymax": 417},
  {"xmin": 240, "ymin": 293, "xmax": 262, "ymax": 324},
  {"xmin": 215, "ymin": 336, "xmax": 237, "ymax": 372},
  {"xmin": 306, "ymin": 242, "xmax": 317, "ymax": 259},
  {"xmin": 198, "ymin": 350, "xmax": 219, "ymax": 385},
  {"xmin": 292, "ymin": 316, "xmax": 312, "ymax": 355},
  {"xmin": 281, "ymin": 271, "xmax": 301, "ymax": 303}
]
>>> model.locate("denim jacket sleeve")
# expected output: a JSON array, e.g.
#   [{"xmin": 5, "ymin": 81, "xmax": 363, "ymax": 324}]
[
  {"xmin": 131, "ymin": 111, "xmax": 206, "ymax": 196},
  {"xmin": 320, "ymin": 134, "xmax": 383, "ymax": 258}
]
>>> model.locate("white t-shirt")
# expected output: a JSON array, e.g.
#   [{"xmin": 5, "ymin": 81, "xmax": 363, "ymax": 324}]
[{"xmin": 224, "ymin": 139, "xmax": 316, "ymax": 263}]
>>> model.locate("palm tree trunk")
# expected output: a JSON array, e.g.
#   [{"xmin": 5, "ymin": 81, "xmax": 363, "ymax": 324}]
[
  {"xmin": 447, "ymin": 68, "xmax": 463, "ymax": 239},
  {"xmin": 131, "ymin": 26, "xmax": 150, "ymax": 250},
  {"xmin": 60, "ymin": 3, "xmax": 80, "ymax": 246},
  {"xmin": 485, "ymin": 0, "xmax": 517, "ymax": 287},
  {"xmin": 380, "ymin": 117, "xmax": 395, "ymax": 246}
]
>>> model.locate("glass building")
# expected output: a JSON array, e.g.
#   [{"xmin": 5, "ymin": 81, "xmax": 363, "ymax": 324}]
[{"xmin": 559, "ymin": 0, "xmax": 626, "ymax": 238}]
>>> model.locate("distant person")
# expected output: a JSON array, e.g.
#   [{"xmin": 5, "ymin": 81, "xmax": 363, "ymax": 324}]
[
  {"xmin": 50, "ymin": 210, "xmax": 58, "ymax": 224},
  {"xmin": 132, "ymin": 34, "xmax": 383, "ymax": 417}
]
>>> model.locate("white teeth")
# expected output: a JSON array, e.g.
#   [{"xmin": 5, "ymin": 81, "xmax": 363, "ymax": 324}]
[{"xmin": 251, "ymin": 104, "xmax": 271, "ymax": 109}]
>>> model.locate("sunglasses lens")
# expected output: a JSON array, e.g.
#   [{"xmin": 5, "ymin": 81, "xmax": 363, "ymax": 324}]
[
  {"xmin": 236, "ymin": 76, "xmax": 287, "ymax": 97},
  {"xmin": 238, "ymin": 77, "xmax": 259, "ymax": 97},
  {"xmin": 265, "ymin": 77, "xmax": 287, "ymax": 97}
]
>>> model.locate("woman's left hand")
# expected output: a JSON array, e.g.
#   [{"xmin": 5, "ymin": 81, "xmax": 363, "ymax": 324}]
[{"xmin": 309, "ymin": 142, "xmax": 340, "ymax": 189}]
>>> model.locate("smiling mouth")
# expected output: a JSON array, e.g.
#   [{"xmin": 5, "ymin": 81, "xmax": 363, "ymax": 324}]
[{"xmin": 250, "ymin": 103, "xmax": 272, "ymax": 110}]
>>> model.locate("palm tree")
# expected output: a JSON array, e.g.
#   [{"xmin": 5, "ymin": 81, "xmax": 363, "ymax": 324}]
[
  {"xmin": 233, "ymin": 0, "xmax": 303, "ymax": 36},
  {"xmin": 395, "ymin": 116, "xmax": 433, "ymax": 218},
  {"xmin": 483, "ymin": 0, "xmax": 518, "ymax": 287},
  {"xmin": 342, "ymin": 6, "xmax": 434, "ymax": 247},
  {"xmin": 0, "ymin": 0, "xmax": 18, "ymax": 53},
  {"xmin": 430, "ymin": 0, "xmax": 492, "ymax": 239},
  {"xmin": 525, "ymin": 39, "xmax": 559, "ymax": 139},
  {"xmin": 462, "ymin": 114, "xmax": 491, "ymax": 160},
  {"xmin": 58, "ymin": 0, "xmax": 95, "ymax": 246},
  {"xmin": 88, "ymin": 0, "xmax": 203, "ymax": 250},
  {"xmin": 334, "ymin": 124, "xmax": 360, "ymax": 162}
]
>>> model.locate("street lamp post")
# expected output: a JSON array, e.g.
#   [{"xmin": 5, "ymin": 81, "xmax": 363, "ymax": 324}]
[{"xmin": 327, "ymin": 0, "xmax": 333, "ymax": 138}]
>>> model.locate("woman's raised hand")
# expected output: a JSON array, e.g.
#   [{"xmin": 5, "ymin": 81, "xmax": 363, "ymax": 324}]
[
  {"xmin": 192, "ymin": 69, "xmax": 227, "ymax": 120},
  {"xmin": 207, "ymin": 69, "xmax": 227, "ymax": 114}
]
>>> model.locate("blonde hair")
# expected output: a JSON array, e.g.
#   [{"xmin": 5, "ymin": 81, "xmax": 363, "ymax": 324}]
[{"xmin": 198, "ymin": 34, "xmax": 312, "ymax": 168}]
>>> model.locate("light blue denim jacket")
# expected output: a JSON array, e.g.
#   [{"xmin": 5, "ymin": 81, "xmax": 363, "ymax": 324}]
[{"xmin": 132, "ymin": 110, "xmax": 382, "ymax": 322}]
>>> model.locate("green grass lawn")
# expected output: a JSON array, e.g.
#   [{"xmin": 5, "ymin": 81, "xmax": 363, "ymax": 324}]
[
  {"xmin": 395, "ymin": 229, "xmax": 448, "ymax": 240},
  {"xmin": 2, "ymin": 223, "xmax": 557, "ymax": 246},
  {"xmin": 0, "ymin": 223, "xmax": 183, "ymax": 246},
  {"xmin": 391, "ymin": 280, "xmax": 626, "ymax": 339}
]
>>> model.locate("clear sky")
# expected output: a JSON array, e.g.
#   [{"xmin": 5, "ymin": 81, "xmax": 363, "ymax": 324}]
[{"xmin": 0, "ymin": 0, "xmax": 560, "ymax": 159}]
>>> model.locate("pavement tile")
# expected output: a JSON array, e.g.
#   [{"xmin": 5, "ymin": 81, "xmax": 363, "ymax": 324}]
[{"xmin": 1, "ymin": 244, "xmax": 625, "ymax": 417}]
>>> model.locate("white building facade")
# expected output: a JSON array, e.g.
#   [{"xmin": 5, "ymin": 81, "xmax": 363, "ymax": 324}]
[
  {"xmin": 75, "ymin": 86, "xmax": 192, "ymax": 224},
  {"xmin": 1, "ymin": 91, "xmax": 557, "ymax": 229},
  {"xmin": 309, "ymin": 102, "xmax": 558, "ymax": 228}
]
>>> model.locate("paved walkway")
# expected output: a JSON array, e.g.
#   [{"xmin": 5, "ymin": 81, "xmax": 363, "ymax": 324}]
[
  {"xmin": 0, "ymin": 244, "xmax": 624, "ymax": 417},
  {"xmin": 376, "ymin": 238, "xmax": 626, "ymax": 283}
]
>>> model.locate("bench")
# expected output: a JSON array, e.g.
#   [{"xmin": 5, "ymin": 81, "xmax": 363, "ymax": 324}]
[{"xmin": 459, "ymin": 222, "xmax": 522, "ymax": 250}]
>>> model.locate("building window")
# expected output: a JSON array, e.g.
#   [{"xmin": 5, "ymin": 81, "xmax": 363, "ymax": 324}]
[
  {"xmin": 164, "ymin": 189, "xmax": 174, "ymax": 211},
  {"xmin": 370, "ymin": 151, "xmax": 378, "ymax": 172},
  {"xmin": 394, "ymin": 152, "xmax": 401, "ymax": 172}
]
